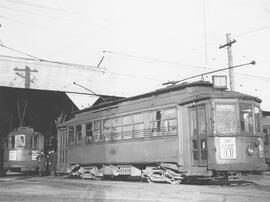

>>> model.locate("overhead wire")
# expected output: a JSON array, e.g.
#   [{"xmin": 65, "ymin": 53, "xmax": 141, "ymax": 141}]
[
  {"xmin": 235, "ymin": 72, "xmax": 270, "ymax": 81},
  {"xmin": 0, "ymin": 44, "xmax": 40, "ymax": 60},
  {"xmin": 0, "ymin": 52, "xmax": 104, "ymax": 72},
  {"xmin": 0, "ymin": 14, "xmax": 38, "ymax": 28},
  {"xmin": 104, "ymin": 50, "xmax": 270, "ymax": 83},
  {"xmin": 235, "ymin": 24, "xmax": 270, "ymax": 38},
  {"xmin": 0, "ymin": 3, "xmax": 103, "ymax": 28},
  {"xmin": 1, "ymin": 42, "xmax": 269, "ymax": 85},
  {"xmin": 0, "ymin": 54, "xmax": 165, "ymax": 82},
  {"xmin": 0, "ymin": 4, "xmax": 269, "ymax": 85},
  {"xmin": 1, "ymin": 0, "xmax": 75, "ymax": 13},
  {"xmin": 103, "ymin": 50, "xmax": 207, "ymax": 70}
]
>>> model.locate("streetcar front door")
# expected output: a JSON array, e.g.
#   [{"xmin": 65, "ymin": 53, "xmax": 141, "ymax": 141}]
[{"xmin": 189, "ymin": 105, "xmax": 207, "ymax": 167}]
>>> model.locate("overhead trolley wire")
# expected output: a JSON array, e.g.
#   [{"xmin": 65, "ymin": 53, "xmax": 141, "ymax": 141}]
[
  {"xmin": 0, "ymin": 3, "xmax": 101, "ymax": 28},
  {"xmin": 235, "ymin": 24, "xmax": 270, "ymax": 38},
  {"xmin": 103, "ymin": 50, "xmax": 207, "ymax": 70},
  {"xmin": 0, "ymin": 54, "xmax": 164, "ymax": 82},
  {"xmin": 0, "ymin": 0, "xmax": 75, "ymax": 13},
  {"xmin": 0, "ymin": 44, "xmax": 40, "ymax": 60},
  {"xmin": 0, "ymin": 14, "xmax": 38, "ymax": 28},
  {"xmin": 0, "ymin": 43, "xmax": 105, "ymax": 72}
]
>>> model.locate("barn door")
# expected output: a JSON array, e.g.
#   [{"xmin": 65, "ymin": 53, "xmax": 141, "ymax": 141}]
[{"xmin": 189, "ymin": 105, "xmax": 207, "ymax": 167}]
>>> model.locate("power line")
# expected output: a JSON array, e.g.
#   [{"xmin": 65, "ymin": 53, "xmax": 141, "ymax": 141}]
[
  {"xmin": 104, "ymin": 50, "xmax": 208, "ymax": 70},
  {"xmin": 0, "ymin": 44, "xmax": 40, "ymax": 60},
  {"xmin": 0, "ymin": 53, "xmax": 104, "ymax": 72},
  {"xmin": 235, "ymin": 24, "xmax": 270, "ymax": 38},
  {"xmin": 1, "ymin": 0, "xmax": 75, "ymax": 13},
  {"xmin": 0, "ymin": 14, "xmax": 39, "ymax": 28},
  {"xmin": 0, "ymin": 55, "xmax": 164, "ymax": 82},
  {"xmin": 0, "ymin": 3, "xmax": 101, "ymax": 28},
  {"xmin": 236, "ymin": 72, "xmax": 270, "ymax": 81},
  {"xmin": 1, "ymin": 54, "xmax": 270, "ymax": 84}
]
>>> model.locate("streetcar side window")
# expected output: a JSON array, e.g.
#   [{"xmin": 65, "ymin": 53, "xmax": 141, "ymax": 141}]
[
  {"xmin": 93, "ymin": 121, "xmax": 103, "ymax": 143},
  {"xmin": 68, "ymin": 126, "xmax": 75, "ymax": 145},
  {"xmin": 5, "ymin": 138, "xmax": 8, "ymax": 148},
  {"xmin": 8, "ymin": 136, "xmax": 15, "ymax": 149},
  {"xmin": 254, "ymin": 106, "xmax": 260, "ymax": 133},
  {"xmin": 85, "ymin": 122, "xmax": 93, "ymax": 144},
  {"xmin": 122, "ymin": 115, "xmax": 133, "ymax": 139},
  {"xmin": 75, "ymin": 125, "xmax": 82, "ymax": 144},
  {"xmin": 31, "ymin": 135, "xmax": 38, "ymax": 149},
  {"xmin": 240, "ymin": 104, "xmax": 253, "ymax": 133},
  {"xmin": 103, "ymin": 119, "xmax": 112, "ymax": 142},
  {"xmin": 134, "ymin": 113, "xmax": 144, "ymax": 138},
  {"xmin": 150, "ymin": 110, "xmax": 161, "ymax": 136},
  {"xmin": 264, "ymin": 130, "xmax": 269, "ymax": 145},
  {"xmin": 163, "ymin": 108, "xmax": 177, "ymax": 135},
  {"xmin": 112, "ymin": 117, "xmax": 123, "ymax": 141}
]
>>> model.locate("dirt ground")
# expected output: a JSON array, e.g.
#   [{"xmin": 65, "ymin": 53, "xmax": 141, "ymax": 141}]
[{"xmin": 1, "ymin": 174, "xmax": 270, "ymax": 202}]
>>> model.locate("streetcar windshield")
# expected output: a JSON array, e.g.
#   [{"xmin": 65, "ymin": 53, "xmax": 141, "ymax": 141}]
[
  {"xmin": 239, "ymin": 103, "xmax": 261, "ymax": 134},
  {"xmin": 8, "ymin": 134, "xmax": 26, "ymax": 149},
  {"xmin": 15, "ymin": 134, "xmax": 26, "ymax": 148},
  {"xmin": 240, "ymin": 103, "xmax": 253, "ymax": 133},
  {"xmin": 215, "ymin": 104, "xmax": 237, "ymax": 134},
  {"xmin": 215, "ymin": 102, "xmax": 261, "ymax": 135}
]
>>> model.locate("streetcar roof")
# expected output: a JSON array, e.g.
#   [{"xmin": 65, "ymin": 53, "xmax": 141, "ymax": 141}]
[
  {"xmin": 58, "ymin": 81, "xmax": 262, "ymax": 127},
  {"xmin": 75, "ymin": 81, "xmax": 261, "ymax": 114}
]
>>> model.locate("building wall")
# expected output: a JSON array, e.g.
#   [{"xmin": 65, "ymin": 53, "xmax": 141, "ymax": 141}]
[{"xmin": 0, "ymin": 87, "xmax": 77, "ymax": 175}]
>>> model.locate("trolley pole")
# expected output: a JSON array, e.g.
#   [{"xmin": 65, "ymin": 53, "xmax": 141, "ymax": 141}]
[
  {"xmin": 14, "ymin": 65, "xmax": 38, "ymax": 88},
  {"xmin": 219, "ymin": 33, "xmax": 236, "ymax": 91}
]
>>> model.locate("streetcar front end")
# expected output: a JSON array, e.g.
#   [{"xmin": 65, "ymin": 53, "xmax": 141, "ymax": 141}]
[
  {"xmin": 3, "ymin": 127, "xmax": 44, "ymax": 173},
  {"xmin": 208, "ymin": 99, "xmax": 268, "ymax": 178}
]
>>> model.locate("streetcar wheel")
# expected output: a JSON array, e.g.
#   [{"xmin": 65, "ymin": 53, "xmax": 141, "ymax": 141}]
[
  {"xmin": 147, "ymin": 177, "xmax": 153, "ymax": 183},
  {"xmin": 169, "ymin": 179, "xmax": 182, "ymax": 185}
]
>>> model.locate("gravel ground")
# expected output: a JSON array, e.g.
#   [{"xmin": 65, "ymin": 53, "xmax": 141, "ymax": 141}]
[{"xmin": 0, "ymin": 174, "xmax": 270, "ymax": 202}]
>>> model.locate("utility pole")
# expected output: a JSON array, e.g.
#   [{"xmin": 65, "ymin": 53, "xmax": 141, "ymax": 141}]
[
  {"xmin": 219, "ymin": 33, "xmax": 236, "ymax": 91},
  {"xmin": 14, "ymin": 65, "xmax": 38, "ymax": 88}
]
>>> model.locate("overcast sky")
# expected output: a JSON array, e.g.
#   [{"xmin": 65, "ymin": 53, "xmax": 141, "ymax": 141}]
[{"xmin": 0, "ymin": 0, "xmax": 270, "ymax": 110}]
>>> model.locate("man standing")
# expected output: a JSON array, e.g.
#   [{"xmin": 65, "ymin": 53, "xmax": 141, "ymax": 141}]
[
  {"xmin": 36, "ymin": 150, "xmax": 47, "ymax": 176},
  {"xmin": 48, "ymin": 150, "xmax": 57, "ymax": 176}
]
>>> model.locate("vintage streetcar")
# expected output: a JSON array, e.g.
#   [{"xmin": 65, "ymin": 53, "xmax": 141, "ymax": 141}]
[
  {"xmin": 3, "ymin": 127, "xmax": 44, "ymax": 173},
  {"xmin": 262, "ymin": 111, "xmax": 270, "ymax": 165},
  {"xmin": 57, "ymin": 81, "xmax": 267, "ymax": 184}
]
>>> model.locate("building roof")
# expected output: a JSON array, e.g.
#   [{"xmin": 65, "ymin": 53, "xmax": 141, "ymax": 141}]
[{"xmin": 0, "ymin": 86, "xmax": 77, "ymax": 137}]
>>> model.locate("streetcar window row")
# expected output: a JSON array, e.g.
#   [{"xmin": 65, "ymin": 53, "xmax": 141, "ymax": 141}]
[
  {"xmin": 62, "ymin": 108, "xmax": 177, "ymax": 146},
  {"xmin": 7, "ymin": 134, "xmax": 39, "ymax": 149},
  {"xmin": 58, "ymin": 102, "xmax": 262, "ymax": 148}
]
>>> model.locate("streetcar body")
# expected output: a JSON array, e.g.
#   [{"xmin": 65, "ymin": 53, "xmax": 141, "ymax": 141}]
[
  {"xmin": 3, "ymin": 127, "xmax": 44, "ymax": 172},
  {"xmin": 262, "ymin": 113, "xmax": 270, "ymax": 164},
  {"xmin": 57, "ymin": 81, "xmax": 267, "ymax": 183}
]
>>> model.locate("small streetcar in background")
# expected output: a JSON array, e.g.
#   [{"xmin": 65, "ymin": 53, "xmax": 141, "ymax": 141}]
[
  {"xmin": 57, "ymin": 79, "xmax": 268, "ymax": 184},
  {"xmin": 3, "ymin": 127, "xmax": 44, "ymax": 173}
]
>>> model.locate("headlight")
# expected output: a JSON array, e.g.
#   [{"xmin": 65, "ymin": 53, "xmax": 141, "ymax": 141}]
[{"xmin": 247, "ymin": 146, "xmax": 255, "ymax": 156}]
